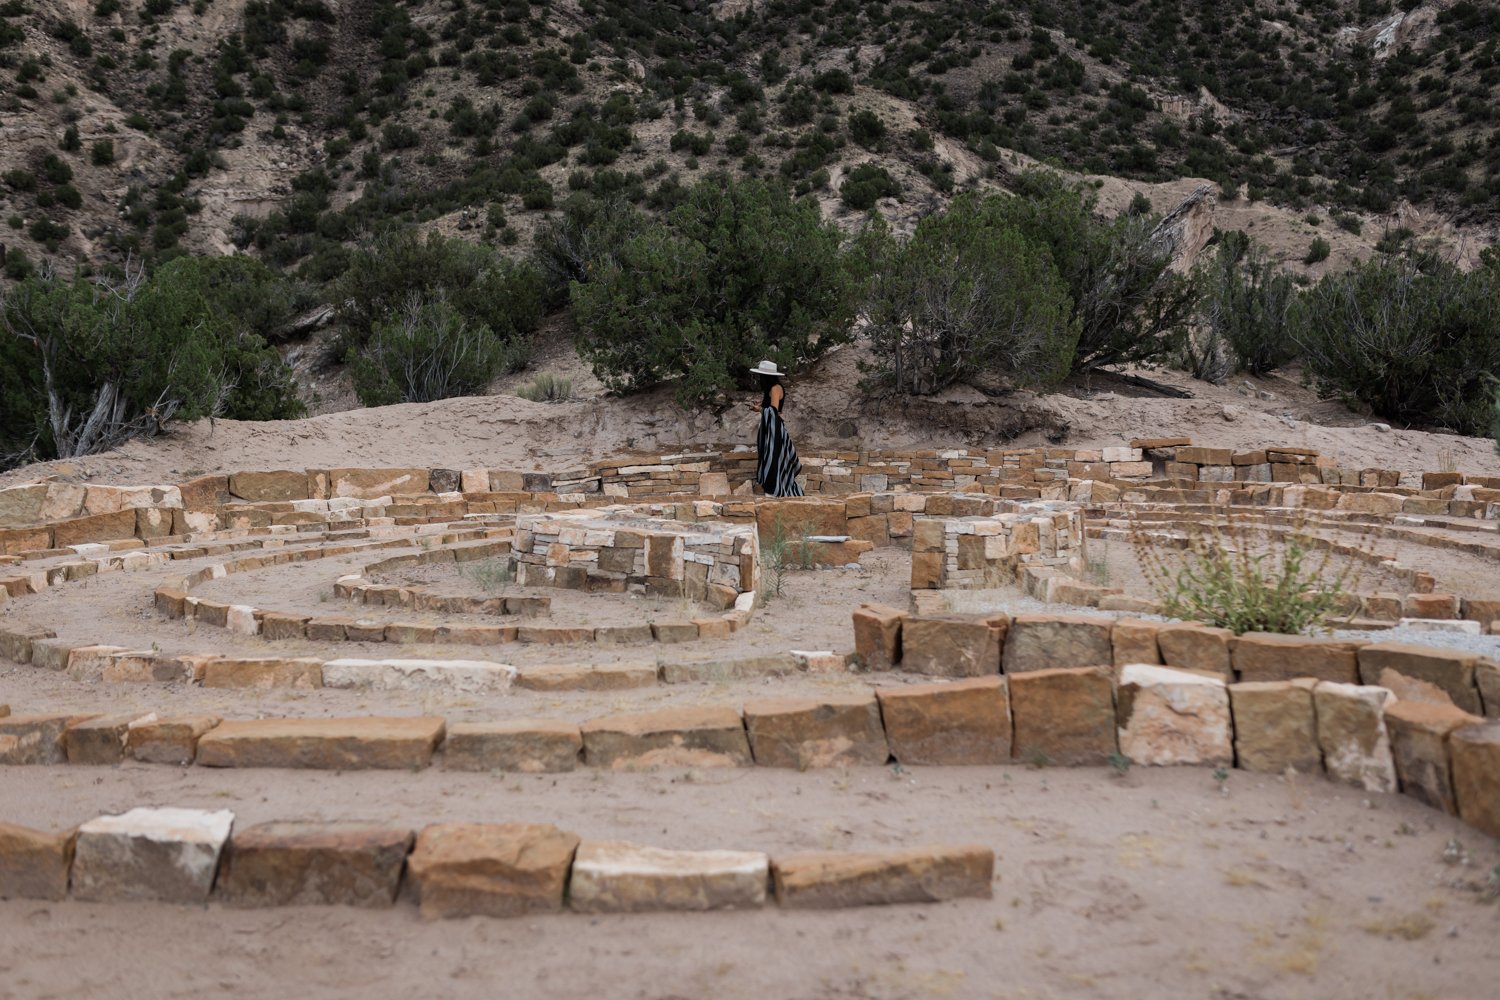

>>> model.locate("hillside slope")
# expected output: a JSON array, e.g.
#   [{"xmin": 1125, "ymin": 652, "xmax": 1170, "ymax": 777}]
[{"xmin": 1, "ymin": 0, "xmax": 1496, "ymax": 284}]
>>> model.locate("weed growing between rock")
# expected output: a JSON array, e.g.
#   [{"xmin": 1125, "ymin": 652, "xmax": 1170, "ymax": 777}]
[{"xmin": 1129, "ymin": 505, "xmax": 1368, "ymax": 635}]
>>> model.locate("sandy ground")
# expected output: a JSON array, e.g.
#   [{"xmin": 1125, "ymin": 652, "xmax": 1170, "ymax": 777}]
[
  {"xmin": 6, "ymin": 336, "xmax": 1500, "ymax": 999},
  {"xmin": 1, "ymin": 765, "xmax": 1498, "ymax": 1000},
  {"xmin": 6, "ymin": 344, "xmax": 1500, "ymax": 490}
]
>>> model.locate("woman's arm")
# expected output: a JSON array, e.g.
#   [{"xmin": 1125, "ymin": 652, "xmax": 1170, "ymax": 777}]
[{"xmin": 769, "ymin": 383, "xmax": 784, "ymax": 412}]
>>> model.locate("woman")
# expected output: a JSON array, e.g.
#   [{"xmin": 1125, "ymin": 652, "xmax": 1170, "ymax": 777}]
[{"xmin": 750, "ymin": 359, "xmax": 804, "ymax": 497}]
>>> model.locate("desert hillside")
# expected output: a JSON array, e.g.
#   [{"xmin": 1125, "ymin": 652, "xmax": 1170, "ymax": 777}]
[{"xmin": 2, "ymin": 0, "xmax": 1496, "ymax": 280}]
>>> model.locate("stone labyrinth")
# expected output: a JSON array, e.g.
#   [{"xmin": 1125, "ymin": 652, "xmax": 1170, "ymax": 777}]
[{"xmin": 1, "ymin": 440, "xmax": 1498, "ymax": 916}]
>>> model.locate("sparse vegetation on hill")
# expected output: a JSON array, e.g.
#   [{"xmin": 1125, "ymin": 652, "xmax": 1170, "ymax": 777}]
[
  {"xmin": 1, "ymin": 0, "xmax": 1499, "ymax": 467},
  {"xmin": 1, "ymin": 0, "xmax": 1496, "ymax": 281}
]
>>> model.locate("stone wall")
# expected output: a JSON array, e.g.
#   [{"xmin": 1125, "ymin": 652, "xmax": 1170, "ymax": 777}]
[
  {"xmin": 9, "ymin": 439, "xmax": 1500, "ymax": 556},
  {"xmin": 511, "ymin": 509, "xmax": 757, "ymax": 609},
  {"xmin": 909, "ymin": 501, "xmax": 1086, "ymax": 590}
]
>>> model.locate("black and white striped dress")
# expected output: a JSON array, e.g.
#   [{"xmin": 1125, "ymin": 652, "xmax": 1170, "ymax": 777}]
[{"xmin": 756, "ymin": 400, "xmax": 804, "ymax": 497}]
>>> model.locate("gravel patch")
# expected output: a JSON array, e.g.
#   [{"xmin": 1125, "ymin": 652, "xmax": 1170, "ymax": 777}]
[{"xmin": 1330, "ymin": 625, "xmax": 1500, "ymax": 658}]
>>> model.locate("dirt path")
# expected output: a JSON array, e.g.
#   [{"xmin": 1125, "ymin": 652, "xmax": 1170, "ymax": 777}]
[{"xmin": 1, "ymin": 764, "xmax": 1496, "ymax": 1000}]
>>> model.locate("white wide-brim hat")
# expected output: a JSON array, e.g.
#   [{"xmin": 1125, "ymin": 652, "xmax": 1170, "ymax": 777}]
[{"xmin": 749, "ymin": 360, "xmax": 783, "ymax": 376}]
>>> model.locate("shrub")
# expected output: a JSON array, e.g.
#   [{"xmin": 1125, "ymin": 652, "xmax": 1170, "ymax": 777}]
[
  {"xmin": 1333, "ymin": 212, "xmax": 1362, "ymax": 235},
  {"xmin": 381, "ymin": 122, "xmax": 420, "ymax": 149},
  {"xmin": 532, "ymin": 193, "xmax": 646, "ymax": 308},
  {"xmin": 1197, "ymin": 231, "xmax": 1300, "ymax": 377},
  {"xmin": 0, "ymin": 259, "xmax": 302, "ymax": 467},
  {"xmin": 860, "ymin": 199, "xmax": 1079, "ymax": 395},
  {"xmin": 1295, "ymin": 254, "xmax": 1500, "ymax": 434},
  {"xmin": 988, "ymin": 171, "xmax": 1198, "ymax": 375},
  {"xmin": 334, "ymin": 229, "xmax": 543, "ymax": 356},
  {"xmin": 1131, "ymin": 510, "xmax": 1362, "ymax": 635},
  {"xmin": 1304, "ymin": 236, "xmax": 1331, "ymax": 264},
  {"xmin": 2, "ymin": 246, "xmax": 31, "ymax": 280},
  {"xmin": 515, "ymin": 372, "xmax": 572, "ymax": 402},
  {"xmin": 572, "ymin": 175, "xmax": 864, "ymax": 407},
  {"xmin": 839, "ymin": 163, "xmax": 899, "ymax": 210},
  {"xmin": 349, "ymin": 293, "xmax": 522, "ymax": 406},
  {"xmin": 144, "ymin": 256, "xmax": 305, "ymax": 420},
  {"xmin": 521, "ymin": 181, "xmax": 554, "ymax": 210},
  {"xmin": 669, "ymin": 128, "xmax": 712, "ymax": 155},
  {"xmin": 848, "ymin": 109, "xmax": 885, "ymax": 147},
  {"xmin": 90, "ymin": 138, "xmax": 114, "ymax": 165}
]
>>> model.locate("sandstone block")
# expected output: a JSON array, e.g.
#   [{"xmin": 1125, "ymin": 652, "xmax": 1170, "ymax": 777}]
[
  {"xmin": 1111, "ymin": 619, "xmax": 1160, "ymax": 666},
  {"xmin": 201, "ymin": 657, "xmax": 323, "ymax": 690},
  {"xmin": 1313, "ymin": 682, "xmax": 1397, "ymax": 793},
  {"xmin": 429, "ymin": 468, "xmax": 461, "ymax": 494},
  {"xmin": 53, "ymin": 509, "xmax": 137, "ymax": 547},
  {"xmin": 852, "ymin": 603, "xmax": 904, "ymax": 670},
  {"xmin": 1357, "ymin": 643, "xmax": 1481, "ymax": 714},
  {"xmin": 72, "ymin": 807, "xmax": 234, "ymax": 903},
  {"xmin": 443, "ymin": 720, "xmax": 582, "ymax": 773},
  {"xmin": 909, "ymin": 550, "xmax": 944, "ymax": 589},
  {"xmin": 569, "ymin": 840, "xmax": 768, "ymax": 913},
  {"xmin": 594, "ymin": 624, "xmax": 655, "ymax": 644},
  {"xmin": 1002, "ymin": 614, "xmax": 1113, "ymax": 673},
  {"xmin": 1009, "ymin": 667, "xmax": 1116, "ymax": 765},
  {"xmin": 0, "ymin": 713, "xmax": 99, "ymax": 764},
  {"xmin": 0, "ymin": 624, "xmax": 56, "ymax": 664},
  {"xmin": 1116, "ymin": 665, "xmax": 1231, "ymax": 766},
  {"xmin": 0, "ymin": 823, "xmax": 74, "ymax": 900},
  {"xmin": 772, "ymin": 846, "xmax": 993, "ymax": 909},
  {"xmin": 178, "ymin": 474, "xmax": 229, "ymax": 511},
  {"xmin": 1376, "ymin": 667, "xmax": 1458, "ymax": 707},
  {"xmin": 321, "ymin": 658, "xmax": 515, "ymax": 693},
  {"xmin": 330, "ymin": 468, "xmax": 429, "ymax": 499},
  {"xmin": 1450, "ymin": 722, "xmax": 1500, "ymax": 838},
  {"xmin": 658, "ymin": 654, "xmax": 799, "ymax": 684},
  {"xmin": 1154, "ymin": 624, "xmax": 1234, "ymax": 678},
  {"xmin": 1233, "ymin": 633, "xmax": 1362, "ymax": 684},
  {"xmin": 0, "ymin": 483, "xmax": 46, "ymax": 527},
  {"xmin": 899, "ymin": 616, "xmax": 1005, "ymax": 678},
  {"xmin": 651, "ymin": 621, "xmax": 699, "ymax": 643},
  {"xmin": 1175, "ymin": 447, "xmax": 1233, "ymax": 466},
  {"xmin": 877, "ymin": 677, "xmax": 1010, "ymax": 765},
  {"xmin": 1228, "ymin": 681, "xmax": 1320, "ymax": 774},
  {"xmin": 1337, "ymin": 492, "xmax": 1404, "ymax": 514},
  {"xmin": 514, "ymin": 662, "xmax": 657, "ymax": 691},
  {"xmin": 127, "ymin": 715, "xmax": 222, "ymax": 765},
  {"xmin": 305, "ymin": 617, "xmax": 351, "ymax": 641},
  {"xmin": 64, "ymin": 713, "xmax": 156, "ymax": 765},
  {"xmin": 260, "ymin": 612, "xmax": 310, "ymax": 641},
  {"xmin": 406, "ymin": 822, "xmax": 579, "ymax": 919},
  {"xmin": 217, "ymin": 822, "xmax": 413, "ymax": 908},
  {"xmin": 196, "ymin": 717, "xmax": 446, "ymax": 770},
  {"xmin": 756, "ymin": 499, "xmax": 846, "ymax": 542},
  {"xmin": 1404, "ymin": 593, "xmax": 1459, "ymax": 619},
  {"xmin": 743, "ymin": 694, "xmax": 887, "ymax": 769},
  {"xmin": 581, "ymin": 707, "xmax": 751, "ymax": 769},
  {"xmin": 1477, "ymin": 661, "xmax": 1500, "ymax": 718},
  {"xmin": 1384, "ymin": 701, "xmax": 1480, "ymax": 815},
  {"xmin": 228, "ymin": 470, "xmax": 310, "ymax": 502}
]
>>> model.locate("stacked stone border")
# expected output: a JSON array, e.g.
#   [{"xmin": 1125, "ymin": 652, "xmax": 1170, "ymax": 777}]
[
  {"xmin": 9, "ymin": 439, "xmax": 1500, "ymax": 556},
  {"xmin": 0, "ymin": 809, "xmax": 994, "ymax": 916},
  {"xmin": 4, "ymin": 626, "xmax": 1499, "ymax": 841},
  {"xmin": 161, "ymin": 525, "xmax": 760, "ymax": 650}
]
